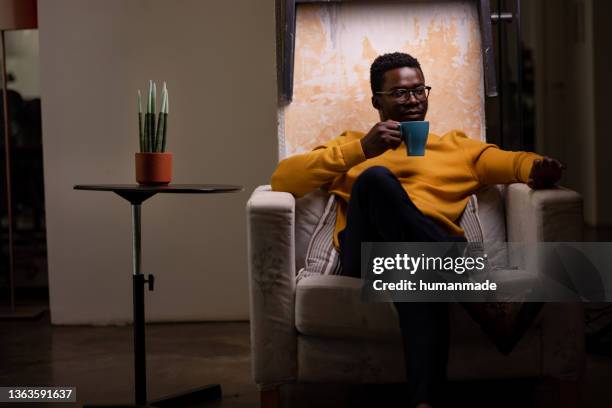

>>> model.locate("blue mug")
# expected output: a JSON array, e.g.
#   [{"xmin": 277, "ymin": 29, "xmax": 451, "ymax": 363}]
[{"xmin": 400, "ymin": 121, "xmax": 429, "ymax": 156}]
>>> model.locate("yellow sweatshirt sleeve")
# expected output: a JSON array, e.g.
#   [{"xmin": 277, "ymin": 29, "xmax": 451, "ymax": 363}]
[
  {"xmin": 455, "ymin": 131, "xmax": 542, "ymax": 185},
  {"xmin": 271, "ymin": 131, "xmax": 367, "ymax": 197},
  {"xmin": 474, "ymin": 147, "xmax": 542, "ymax": 185}
]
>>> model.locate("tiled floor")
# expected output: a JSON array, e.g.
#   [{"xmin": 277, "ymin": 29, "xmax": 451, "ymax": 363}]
[{"xmin": 1, "ymin": 312, "xmax": 612, "ymax": 407}]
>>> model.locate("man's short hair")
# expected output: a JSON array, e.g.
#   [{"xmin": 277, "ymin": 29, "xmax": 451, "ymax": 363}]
[{"xmin": 370, "ymin": 52, "xmax": 423, "ymax": 94}]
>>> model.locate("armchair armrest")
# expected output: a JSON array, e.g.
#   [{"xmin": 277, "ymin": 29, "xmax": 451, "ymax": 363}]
[
  {"xmin": 505, "ymin": 183, "xmax": 583, "ymax": 242},
  {"xmin": 246, "ymin": 185, "xmax": 297, "ymax": 389},
  {"xmin": 505, "ymin": 184, "xmax": 585, "ymax": 379}
]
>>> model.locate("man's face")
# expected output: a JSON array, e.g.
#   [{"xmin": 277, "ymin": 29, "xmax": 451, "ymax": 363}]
[{"xmin": 372, "ymin": 66, "xmax": 428, "ymax": 122}]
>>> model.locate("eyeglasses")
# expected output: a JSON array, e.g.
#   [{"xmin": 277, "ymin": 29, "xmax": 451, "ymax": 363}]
[{"xmin": 376, "ymin": 85, "xmax": 431, "ymax": 101}]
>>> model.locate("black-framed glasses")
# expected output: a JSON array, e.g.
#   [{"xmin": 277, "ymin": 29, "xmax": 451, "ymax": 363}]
[{"xmin": 376, "ymin": 85, "xmax": 431, "ymax": 101}]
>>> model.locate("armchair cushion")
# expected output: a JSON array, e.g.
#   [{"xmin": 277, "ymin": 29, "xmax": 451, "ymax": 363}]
[
  {"xmin": 294, "ymin": 273, "xmax": 543, "ymax": 351},
  {"xmin": 296, "ymin": 274, "xmax": 400, "ymax": 340}
]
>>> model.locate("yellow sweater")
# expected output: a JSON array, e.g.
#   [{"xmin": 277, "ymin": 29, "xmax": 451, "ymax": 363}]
[{"xmin": 271, "ymin": 130, "xmax": 541, "ymax": 248}]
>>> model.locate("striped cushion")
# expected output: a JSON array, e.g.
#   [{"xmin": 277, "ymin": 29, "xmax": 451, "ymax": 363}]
[
  {"xmin": 296, "ymin": 194, "xmax": 342, "ymax": 281},
  {"xmin": 296, "ymin": 194, "xmax": 484, "ymax": 281},
  {"xmin": 460, "ymin": 195, "xmax": 484, "ymax": 242},
  {"xmin": 459, "ymin": 196, "xmax": 487, "ymax": 263}
]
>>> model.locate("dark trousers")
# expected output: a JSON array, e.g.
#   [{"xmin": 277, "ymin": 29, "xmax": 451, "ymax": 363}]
[{"xmin": 338, "ymin": 166, "xmax": 465, "ymax": 407}]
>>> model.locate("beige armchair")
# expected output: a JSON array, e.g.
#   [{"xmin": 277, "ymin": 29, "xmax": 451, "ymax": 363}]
[{"xmin": 247, "ymin": 183, "xmax": 585, "ymax": 407}]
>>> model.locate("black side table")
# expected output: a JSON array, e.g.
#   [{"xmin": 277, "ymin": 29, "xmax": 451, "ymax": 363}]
[{"xmin": 74, "ymin": 184, "xmax": 243, "ymax": 408}]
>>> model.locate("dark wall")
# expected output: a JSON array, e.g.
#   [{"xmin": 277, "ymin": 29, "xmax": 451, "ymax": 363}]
[{"xmin": 594, "ymin": 0, "xmax": 612, "ymax": 225}]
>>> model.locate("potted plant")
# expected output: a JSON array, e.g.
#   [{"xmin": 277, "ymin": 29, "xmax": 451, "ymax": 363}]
[{"xmin": 135, "ymin": 80, "xmax": 171, "ymax": 185}]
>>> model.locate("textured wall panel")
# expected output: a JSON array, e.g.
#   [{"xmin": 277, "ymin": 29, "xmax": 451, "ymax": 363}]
[{"xmin": 283, "ymin": 1, "xmax": 485, "ymax": 156}]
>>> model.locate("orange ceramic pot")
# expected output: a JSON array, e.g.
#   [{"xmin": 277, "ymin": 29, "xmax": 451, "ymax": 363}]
[{"xmin": 135, "ymin": 152, "xmax": 173, "ymax": 185}]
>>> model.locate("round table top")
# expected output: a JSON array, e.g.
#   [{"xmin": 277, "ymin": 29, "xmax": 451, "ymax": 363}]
[{"xmin": 74, "ymin": 184, "xmax": 243, "ymax": 194}]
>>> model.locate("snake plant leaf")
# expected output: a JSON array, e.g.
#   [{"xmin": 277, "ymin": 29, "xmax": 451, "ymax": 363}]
[
  {"xmin": 152, "ymin": 82, "xmax": 157, "ymax": 116},
  {"xmin": 147, "ymin": 80, "xmax": 153, "ymax": 114},
  {"xmin": 138, "ymin": 90, "xmax": 144, "ymax": 152},
  {"xmin": 155, "ymin": 85, "xmax": 168, "ymax": 152},
  {"xmin": 161, "ymin": 113, "xmax": 168, "ymax": 152},
  {"xmin": 143, "ymin": 112, "xmax": 149, "ymax": 152}
]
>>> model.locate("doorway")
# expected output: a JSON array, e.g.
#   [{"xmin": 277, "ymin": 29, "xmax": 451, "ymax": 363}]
[{"xmin": 1, "ymin": 28, "xmax": 47, "ymax": 315}]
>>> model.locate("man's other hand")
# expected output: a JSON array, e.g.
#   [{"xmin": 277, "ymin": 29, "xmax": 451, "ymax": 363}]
[
  {"xmin": 360, "ymin": 120, "xmax": 402, "ymax": 159},
  {"xmin": 527, "ymin": 157, "xmax": 565, "ymax": 189}
]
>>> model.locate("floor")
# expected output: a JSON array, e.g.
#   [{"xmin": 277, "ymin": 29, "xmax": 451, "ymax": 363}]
[
  {"xmin": 1, "ymin": 312, "xmax": 612, "ymax": 408},
  {"xmin": 0, "ymin": 314, "xmax": 257, "ymax": 407}
]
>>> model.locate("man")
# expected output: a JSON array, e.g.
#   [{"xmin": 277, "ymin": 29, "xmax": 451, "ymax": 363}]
[{"xmin": 271, "ymin": 52, "xmax": 563, "ymax": 408}]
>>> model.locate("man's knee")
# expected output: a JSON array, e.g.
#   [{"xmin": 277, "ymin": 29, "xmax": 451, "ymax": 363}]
[{"xmin": 353, "ymin": 166, "xmax": 396, "ymax": 192}]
